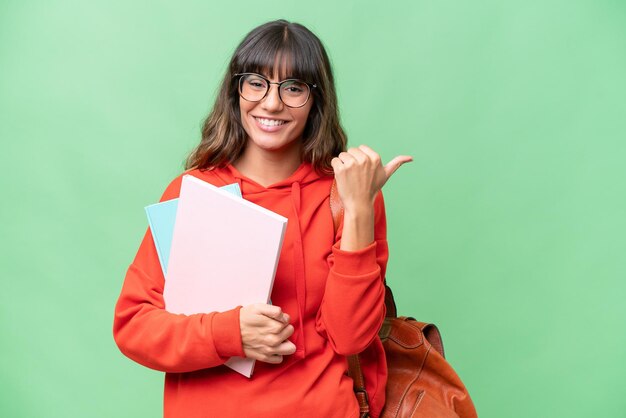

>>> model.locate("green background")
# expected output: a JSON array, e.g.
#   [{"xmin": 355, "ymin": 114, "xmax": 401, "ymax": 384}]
[{"xmin": 1, "ymin": 1, "xmax": 625, "ymax": 417}]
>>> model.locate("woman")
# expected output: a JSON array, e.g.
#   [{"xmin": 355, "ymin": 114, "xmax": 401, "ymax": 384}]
[{"xmin": 113, "ymin": 19, "xmax": 411, "ymax": 418}]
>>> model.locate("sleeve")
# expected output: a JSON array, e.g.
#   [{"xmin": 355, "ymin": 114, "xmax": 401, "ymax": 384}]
[
  {"xmin": 112, "ymin": 174, "xmax": 246, "ymax": 373},
  {"xmin": 315, "ymin": 190, "xmax": 389, "ymax": 356}
]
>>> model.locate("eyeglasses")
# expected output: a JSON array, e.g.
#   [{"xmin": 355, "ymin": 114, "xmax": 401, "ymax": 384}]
[{"xmin": 234, "ymin": 72, "xmax": 316, "ymax": 108}]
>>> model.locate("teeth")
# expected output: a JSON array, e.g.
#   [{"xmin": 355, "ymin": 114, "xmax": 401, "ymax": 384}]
[{"xmin": 256, "ymin": 117, "xmax": 286, "ymax": 126}]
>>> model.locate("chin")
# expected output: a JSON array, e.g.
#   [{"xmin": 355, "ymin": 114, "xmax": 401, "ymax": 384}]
[{"xmin": 250, "ymin": 136, "xmax": 297, "ymax": 153}]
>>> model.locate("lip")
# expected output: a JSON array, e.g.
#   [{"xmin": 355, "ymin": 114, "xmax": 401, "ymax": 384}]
[
  {"xmin": 252, "ymin": 115, "xmax": 290, "ymax": 132},
  {"xmin": 252, "ymin": 115, "xmax": 289, "ymax": 122}
]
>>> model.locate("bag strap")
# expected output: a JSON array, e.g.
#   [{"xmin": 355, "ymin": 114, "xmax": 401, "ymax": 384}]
[
  {"xmin": 347, "ymin": 354, "xmax": 371, "ymax": 417},
  {"xmin": 329, "ymin": 179, "xmax": 344, "ymax": 235}
]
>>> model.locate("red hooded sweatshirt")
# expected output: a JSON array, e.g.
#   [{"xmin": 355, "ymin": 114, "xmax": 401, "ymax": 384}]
[{"xmin": 113, "ymin": 162, "xmax": 389, "ymax": 418}]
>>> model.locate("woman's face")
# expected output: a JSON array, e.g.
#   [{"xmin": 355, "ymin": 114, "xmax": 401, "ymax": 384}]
[{"xmin": 238, "ymin": 69, "xmax": 314, "ymax": 156}]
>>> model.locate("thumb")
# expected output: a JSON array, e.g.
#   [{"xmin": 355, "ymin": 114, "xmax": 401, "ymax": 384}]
[{"xmin": 384, "ymin": 155, "xmax": 413, "ymax": 179}]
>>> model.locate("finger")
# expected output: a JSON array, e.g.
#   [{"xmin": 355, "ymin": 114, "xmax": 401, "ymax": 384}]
[
  {"xmin": 383, "ymin": 155, "xmax": 413, "ymax": 179},
  {"xmin": 268, "ymin": 320, "xmax": 290, "ymax": 335},
  {"xmin": 330, "ymin": 157, "xmax": 343, "ymax": 171},
  {"xmin": 256, "ymin": 304, "xmax": 287, "ymax": 323},
  {"xmin": 357, "ymin": 145, "xmax": 382, "ymax": 165},
  {"xmin": 331, "ymin": 160, "xmax": 343, "ymax": 175},
  {"xmin": 261, "ymin": 354, "xmax": 283, "ymax": 364},
  {"xmin": 275, "ymin": 324, "xmax": 294, "ymax": 342},
  {"xmin": 273, "ymin": 340, "xmax": 297, "ymax": 356},
  {"xmin": 337, "ymin": 151, "xmax": 356, "ymax": 165},
  {"xmin": 264, "ymin": 333, "xmax": 286, "ymax": 347},
  {"xmin": 346, "ymin": 147, "xmax": 368, "ymax": 164},
  {"xmin": 265, "ymin": 339, "xmax": 296, "ymax": 355},
  {"xmin": 241, "ymin": 305, "xmax": 271, "ymax": 326}
]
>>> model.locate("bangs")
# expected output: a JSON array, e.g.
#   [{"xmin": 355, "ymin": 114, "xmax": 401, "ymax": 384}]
[{"xmin": 234, "ymin": 26, "xmax": 320, "ymax": 83}]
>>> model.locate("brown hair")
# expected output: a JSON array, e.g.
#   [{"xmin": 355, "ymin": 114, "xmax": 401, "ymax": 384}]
[{"xmin": 184, "ymin": 20, "xmax": 347, "ymax": 174}]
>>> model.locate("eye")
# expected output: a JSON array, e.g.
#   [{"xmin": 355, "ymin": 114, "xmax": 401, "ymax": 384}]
[
  {"xmin": 244, "ymin": 75, "xmax": 267, "ymax": 90},
  {"xmin": 281, "ymin": 80, "xmax": 307, "ymax": 95}
]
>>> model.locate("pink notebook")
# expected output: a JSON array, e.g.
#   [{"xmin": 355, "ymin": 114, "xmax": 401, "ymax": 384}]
[{"xmin": 164, "ymin": 175, "xmax": 288, "ymax": 377}]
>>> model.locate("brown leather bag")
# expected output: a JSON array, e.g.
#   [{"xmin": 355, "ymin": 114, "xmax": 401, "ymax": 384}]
[{"xmin": 330, "ymin": 181, "xmax": 478, "ymax": 418}]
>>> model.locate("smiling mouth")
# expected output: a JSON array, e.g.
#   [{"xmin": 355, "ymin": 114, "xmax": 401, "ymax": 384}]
[{"xmin": 254, "ymin": 117, "xmax": 288, "ymax": 127}]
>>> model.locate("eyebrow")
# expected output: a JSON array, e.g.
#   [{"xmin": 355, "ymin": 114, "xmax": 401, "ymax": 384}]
[{"xmin": 252, "ymin": 72, "xmax": 304, "ymax": 82}]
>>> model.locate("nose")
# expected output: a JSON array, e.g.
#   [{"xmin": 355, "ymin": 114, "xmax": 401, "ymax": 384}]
[{"xmin": 261, "ymin": 84, "xmax": 284, "ymax": 112}]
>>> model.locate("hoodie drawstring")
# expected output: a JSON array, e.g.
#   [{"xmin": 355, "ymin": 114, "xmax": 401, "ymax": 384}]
[{"xmin": 290, "ymin": 181, "xmax": 307, "ymax": 357}]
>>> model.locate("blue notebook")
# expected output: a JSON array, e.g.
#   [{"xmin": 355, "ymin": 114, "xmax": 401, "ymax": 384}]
[{"xmin": 145, "ymin": 183, "xmax": 242, "ymax": 276}]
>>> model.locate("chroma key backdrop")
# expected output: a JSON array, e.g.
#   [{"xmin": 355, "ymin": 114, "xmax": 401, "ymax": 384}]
[{"xmin": 1, "ymin": 1, "xmax": 625, "ymax": 417}]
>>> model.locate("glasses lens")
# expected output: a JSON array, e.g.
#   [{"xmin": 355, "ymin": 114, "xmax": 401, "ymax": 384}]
[
  {"xmin": 239, "ymin": 74, "xmax": 268, "ymax": 102},
  {"xmin": 280, "ymin": 80, "xmax": 310, "ymax": 107}
]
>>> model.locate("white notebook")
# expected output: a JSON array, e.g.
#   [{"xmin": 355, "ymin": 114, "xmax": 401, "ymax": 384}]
[{"xmin": 164, "ymin": 175, "xmax": 288, "ymax": 377}]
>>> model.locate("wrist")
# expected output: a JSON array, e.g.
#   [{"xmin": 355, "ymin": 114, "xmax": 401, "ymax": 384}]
[
  {"xmin": 339, "ymin": 205, "xmax": 375, "ymax": 251},
  {"xmin": 212, "ymin": 306, "xmax": 245, "ymax": 358},
  {"xmin": 342, "ymin": 199, "xmax": 375, "ymax": 218}
]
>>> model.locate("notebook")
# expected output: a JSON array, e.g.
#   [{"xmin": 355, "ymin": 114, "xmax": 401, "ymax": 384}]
[
  {"xmin": 160, "ymin": 175, "xmax": 287, "ymax": 377},
  {"xmin": 145, "ymin": 183, "xmax": 242, "ymax": 276}
]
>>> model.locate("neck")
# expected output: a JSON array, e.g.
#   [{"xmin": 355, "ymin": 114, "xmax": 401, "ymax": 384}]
[{"xmin": 233, "ymin": 142, "xmax": 303, "ymax": 187}]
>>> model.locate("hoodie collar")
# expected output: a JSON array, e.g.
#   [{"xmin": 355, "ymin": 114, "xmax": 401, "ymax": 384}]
[{"xmin": 221, "ymin": 161, "xmax": 321, "ymax": 195}]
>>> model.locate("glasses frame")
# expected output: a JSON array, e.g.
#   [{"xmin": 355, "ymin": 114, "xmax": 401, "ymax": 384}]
[{"xmin": 234, "ymin": 72, "xmax": 317, "ymax": 108}]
